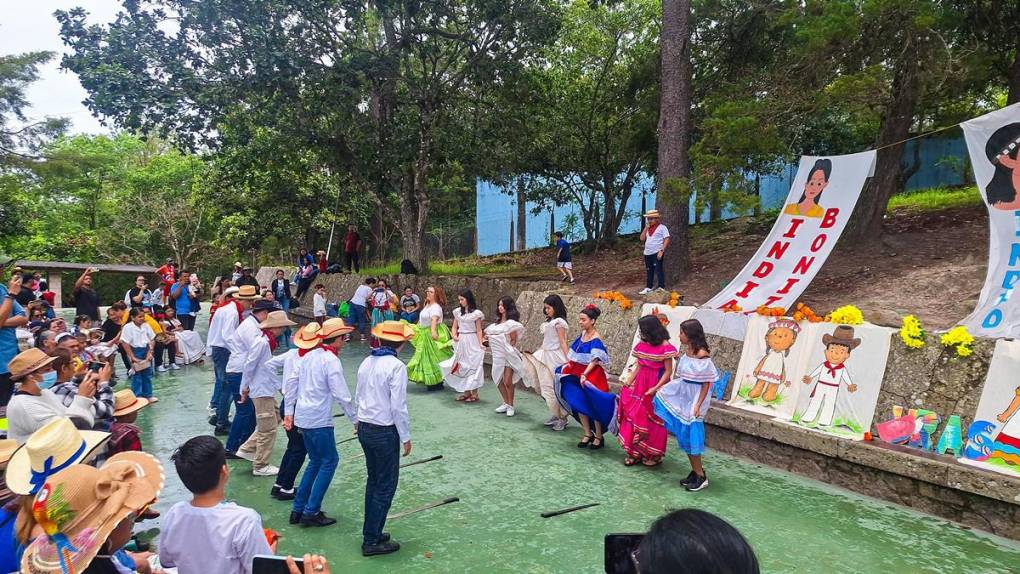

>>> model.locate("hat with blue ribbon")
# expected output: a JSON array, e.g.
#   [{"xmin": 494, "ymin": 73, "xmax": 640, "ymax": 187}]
[{"xmin": 6, "ymin": 418, "xmax": 110, "ymax": 496}]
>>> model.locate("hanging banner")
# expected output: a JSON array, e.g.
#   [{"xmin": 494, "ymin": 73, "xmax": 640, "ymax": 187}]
[
  {"xmin": 704, "ymin": 151, "xmax": 876, "ymax": 311},
  {"xmin": 959, "ymin": 103, "xmax": 1020, "ymax": 337}
]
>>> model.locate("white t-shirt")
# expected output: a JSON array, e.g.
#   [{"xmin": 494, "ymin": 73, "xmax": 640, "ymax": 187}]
[
  {"xmin": 159, "ymin": 501, "xmax": 273, "ymax": 574},
  {"xmin": 351, "ymin": 284, "xmax": 372, "ymax": 307},
  {"xmin": 643, "ymin": 224, "xmax": 671, "ymax": 255},
  {"xmin": 120, "ymin": 322, "xmax": 155, "ymax": 348},
  {"xmin": 313, "ymin": 292, "xmax": 327, "ymax": 316}
]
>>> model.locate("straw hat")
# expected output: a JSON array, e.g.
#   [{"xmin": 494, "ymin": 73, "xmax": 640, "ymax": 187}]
[
  {"xmin": 112, "ymin": 389, "xmax": 151, "ymax": 417},
  {"xmin": 0, "ymin": 440, "xmax": 18, "ymax": 467},
  {"xmin": 371, "ymin": 321, "xmax": 415, "ymax": 342},
  {"xmin": 7, "ymin": 348, "xmax": 58, "ymax": 381},
  {"xmin": 320, "ymin": 317, "xmax": 355, "ymax": 340},
  {"xmin": 222, "ymin": 286, "xmax": 240, "ymax": 298},
  {"xmin": 294, "ymin": 323, "xmax": 323, "ymax": 350},
  {"xmin": 21, "ymin": 451, "xmax": 164, "ymax": 574},
  {"xmin": 234, "ymin": 261, "xmax": 243, "ymax": 268},
  {"xmin": 7, "ymin": 417, "xmax": 111, "ymax": 495},
  {"xmin": 234, "ymin": 285, "xmax": 259, "ymax": 300},
  {"xmin": 260, "ymin": 310, "xmax": 297, "ymax": 330},
  {"xmin": 643, "ymin": 209, "xmax": 661, "ymax": 219}
]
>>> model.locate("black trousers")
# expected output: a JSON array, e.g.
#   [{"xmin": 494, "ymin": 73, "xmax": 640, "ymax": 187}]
[{"xmin": 345, "ymin": 251, "xmax": 360, "ymax": 273}]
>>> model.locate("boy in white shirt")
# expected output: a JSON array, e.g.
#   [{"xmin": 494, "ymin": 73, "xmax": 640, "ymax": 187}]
[
  {"xmin": 639, "ymin": 209, "xmax": 671, "ymax": 294},
  {"xmin": 313, "ymin": 284, "xmax": 327, "ymax": 325}
]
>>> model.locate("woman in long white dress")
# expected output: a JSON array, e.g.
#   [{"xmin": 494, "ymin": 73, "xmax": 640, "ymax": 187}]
[
  {"xmin": 523, "ymin": 294, "xmax": 570, "ymax": 430},
  {"xmin": 162, "ymin": 307, "xmax": 205, "ymax": 364},
  {"xmin": 440, "ymin": 290, "xmax": 485, "ymax": 402},
  {"xmin": 484, "ymin": 296, "xmax": 529, "ymax": 417}
]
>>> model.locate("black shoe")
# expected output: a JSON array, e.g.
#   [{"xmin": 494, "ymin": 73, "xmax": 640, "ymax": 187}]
[
  {"xmin": 273, "ymin": 488, "xmax": 295, "ymax": 501},
  {"xmin": 214, "ymin": 426, "xmax": 230, "ymax": 436},
  {"xmin": 300, "ymin": 511, "xmax": 337, "ymax": 527},
  {"xmin": 680, "ymin": 471, "xmax": 697, "ymax": 488},
  {"xmin": 208, "ymin": 414, "xmax": 218, "ymax": 426},
  {"xmin": 362, "ymin": 540, "xmax": 400, "ymax": 556},
  {"xmin": 380, "ymin": 532, "xmax": 391, "ymax": 542},
  {"xmin": 426, "ymin": 384, "xmax": 444, "ymax": 392},
  {"xmin": 685, "ymin": 473, "xmax": 709, "ymax": 492},
  {"xmin": 577, "ymin": 434, "xmax": 593, "ymax": 448},
  {"xmin": 224, "ymin": 451, "xmax": 242, "ymax": 460},
  {"xmin": 289, "ymin": 511, "xmax": 302, "ymax": 525},
  {"xmin": 589, "ymin": 436, "xmax": 604, "ymax": 450}
]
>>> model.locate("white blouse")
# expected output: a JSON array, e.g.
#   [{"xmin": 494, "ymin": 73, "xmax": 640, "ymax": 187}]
[
  {"xmin": 674, "ymin": 353, "xmax": 719, "ymax": 383},
  {"xmin": 540, "ymin": 318, "xmax": 568, "ymax": 351},
  {"xmin": 453, "ymin": 309, "xmax": 484, "ymax": 334},
  {"xmin": 120, "ymin": 322, "xmax": 155, "ymax": 348},
  {"xmin": 418, "ymin": 303, "xmax": 444, "ymax": 327}
]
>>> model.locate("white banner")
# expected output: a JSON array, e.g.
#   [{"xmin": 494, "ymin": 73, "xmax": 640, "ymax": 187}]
[
  {"xmin": 704, "ymin": 151, "xmax": 876, "ymax": 310},
  {"xmin": 960, "ymin": 103, "xmax": 1020, "ymax": 337}
]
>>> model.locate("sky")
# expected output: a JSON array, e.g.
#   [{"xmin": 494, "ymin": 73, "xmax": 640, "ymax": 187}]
[{"xmin": 2, "ymin": 1, "xmax": 123, "ymax": 135}]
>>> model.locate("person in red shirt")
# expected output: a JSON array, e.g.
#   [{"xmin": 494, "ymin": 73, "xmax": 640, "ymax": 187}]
[
  {"xmin": 157, "ymin": 258, "xmax": 177, "ymax": 305},
  {"xmin": 343, "ymin": 224, "xmax": 362, "ymax": 273},
  {"xmin": 317, "ymin": 250, "xmax": 328, "ymax": 274}
]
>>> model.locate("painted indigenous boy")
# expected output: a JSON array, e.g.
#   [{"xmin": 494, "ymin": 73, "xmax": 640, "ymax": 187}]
[{"xmin": 801, "ymin": 325, "xmax": 860, "ymax": 426}]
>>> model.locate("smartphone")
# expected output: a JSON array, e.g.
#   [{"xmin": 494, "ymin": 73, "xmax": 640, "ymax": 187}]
[
  {"xmin": 253, "ymin": 555, "xmax": 302, "ymax": 574},
  {"xmin": 604, "ymin": 533, "xmax": 644, "ymax": 574},
  {"xmin": 88, "ymin": 361, "xmax": 104, "ymax": 373}
]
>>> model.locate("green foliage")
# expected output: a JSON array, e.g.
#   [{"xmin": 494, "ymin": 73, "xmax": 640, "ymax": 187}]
[
  {"xmin": 886, "ymin": 187, "xmax": 982, "ymax": 214},
  {"xmin": 0, "ymin": 51, "xmax": 68, "ymax": 167}
]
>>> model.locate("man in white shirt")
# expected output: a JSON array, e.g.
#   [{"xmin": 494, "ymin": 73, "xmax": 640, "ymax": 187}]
[
  {"xmin": 348, "ymin": 277, "xmax": 375, "ymax": 340},
  {"xmin": 237, "ymin": 310, "xmax": 296, "ymax": 476},
  {"xmin": 225, "ymin": 296, "xmax": 275, "ymax": 456},
  {"xmin": 283, "ymin": 318, "xmax": 357, "ymax": 527},
  {"xmin": 357, "ymin": 320, "xmax": 414, "ymax": 556},
  {"xmin": 266, "ymin": 346, "xmax": 305, "ymax": 501},
  {"xmin": 639, "ymin": 209, "xmax": 671, "ymax": 295},
  {"xmin": 207, "ymin": 286, "xmax": 241, "ymax": 433}
]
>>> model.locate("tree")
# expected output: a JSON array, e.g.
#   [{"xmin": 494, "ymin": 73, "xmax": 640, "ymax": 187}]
[{"xmin": 0, "ymin": 51, "xmax": 67, "ymax": 167}]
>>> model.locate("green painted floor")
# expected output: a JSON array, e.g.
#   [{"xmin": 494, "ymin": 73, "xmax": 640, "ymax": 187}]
[{"xmin": 131, "ymin": 315, "xmax": 1020, "ymax": 573}]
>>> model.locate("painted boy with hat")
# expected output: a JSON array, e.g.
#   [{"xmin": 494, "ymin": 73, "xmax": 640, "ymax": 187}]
[
  {"xmin": 801, "ymin": 325, "xmax": 861, "ymax": 427},
  {"xmin": 224, "ymin": 294, "xmax": 275, "ymax": 457}
]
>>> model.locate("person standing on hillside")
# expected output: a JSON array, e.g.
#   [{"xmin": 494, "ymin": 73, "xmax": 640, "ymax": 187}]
[
  {"xmin": 639, "ymin": 210, "xmax": 671, "ymax": 295},
  {"xmin": 157, "ymin": 257, "xmax": 177, "ymax": 306},
  {"xmin": 554, "ymin": 231, "xmax": 575, "ymax": 285},
  {"xmin": 344, "ymin": 224, "xmax": 362, "ymax": 273},
  {"xmin": 73, "ymin": 267, "xmax": 101, "ymax": 321}
]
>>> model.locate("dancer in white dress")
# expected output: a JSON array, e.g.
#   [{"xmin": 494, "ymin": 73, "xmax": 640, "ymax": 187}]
[
  {"xmin": 440, "ymin": 290, "xmax": 485, "ymax": 402},
  {"xmin": 522, "ymin": 294, "xmax": 570, "ymax": 430},
  {"xmin": 484, "ymin": 296, "xmax": 528, "ymax": 417}
]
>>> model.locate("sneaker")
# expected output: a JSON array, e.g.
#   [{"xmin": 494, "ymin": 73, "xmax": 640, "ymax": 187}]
[
  {"xmin": 655, "ymin": 287, "xmax": 667, "ymax": 293},
  {"xmin": 253, "ymin": 465, "xmax": 280, "ymax": 477},
  {"xmin": 272, "ymin": 486, "xmax": 296, "ymax": 501},
  {"xmin": 552, "ymin": 417, "xmax": 568, "ymax": 432},
  {"xmin": 638, "ymin": 288, "xmax": 652, "ymax": 295},
  {"xmin": 156, "ymin": 365, "xmax": 168, "ymax": 373},
  {"xmin": 506, "ymin": 406, "xmax": 515, "ymax": 417},
  {"xmin": 362, "ymin": 540, "xmax": 400, "ymax": 557},
  {"xmin": 300, "ymin": 511, "xmax": 337, "ymax": 527},
  {"xmin": 169, "ymin": 363, "xmax": 180, "ymax": 370},
  {"xmin": 685, "ymin": 473, "xmax": 709, "ymax": 492},
  {"xmin": 235, "ymin": 450, "xmax": 256, "ymax": 462},
  {"xmin": 543, "ymin": 416, "xmax": 559, "ymax": 426},
  {"xmin": 680, "ymin": 471, "xmax": 697, "ymax": 487},
  {"xmin": 495, "ymin": 403, "xmax": 509, "ymax": 414},
  {"xmin": 224, "ymin": 451, "xmax": 243, "ymax": 460}
]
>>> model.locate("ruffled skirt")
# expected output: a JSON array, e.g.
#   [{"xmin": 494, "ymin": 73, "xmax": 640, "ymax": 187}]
[
  {"xmin": 440, "ymin": 333, "xmax": 486, "ymax": 392},
  {"xmin": 654, "ymin": 380, "xmax": 711, "ymax": 455},
  {"xmin": 407, "ymin": 324, "xmax": 453, "ymax": 387},
  {"xmin": 555, "ymin": 362, "xmax": 617, "ymax": 434},
  {"xmin": 617, "ymin": 366, "xmax": 668, "ymax": 461}
]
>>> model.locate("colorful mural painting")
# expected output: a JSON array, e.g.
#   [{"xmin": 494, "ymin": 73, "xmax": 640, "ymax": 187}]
[
  {"xmin": 729, "ymin": 315, "xmax": 814, "ymax": 418},
  {"xmin": 961, "ymin": 339, "xmax": 1020, "ymax": 477}
]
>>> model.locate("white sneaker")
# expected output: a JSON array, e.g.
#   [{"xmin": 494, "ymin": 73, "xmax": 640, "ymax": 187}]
[
  {"xmin": 638, "ymin": 288, "xmax": 652, "ymax": 295},
  {"xmin": 552, "ymin": 417, "xmax": 568, "ymax": 431},
  {"xmin": 156, "ymin": 365, "xmax": 168, "ymax": 373},
  {"xmin": 169, "ymin": 363, "xmax": 181, "ymax": 370},
  {"xmin": 235, "ymin": 450, "xmax": 256, "ymax": 462},
  {"xmin": 495, "ymin": 403, "xmax": 509, "ymax": 414},
  {"xmin": 543, "ymin": 416, "xmax": 559, "ymax": 426},
  {"xmin": 506, "ymin": 406, "xmax": 515, "ymax": 417},
  {"xmin": 655, "ymin": 287, "xmax": 667, "ymax": 292},
  {"xmin": 253, "ymin": 465, "xmax": 280, "ymax": 477}
]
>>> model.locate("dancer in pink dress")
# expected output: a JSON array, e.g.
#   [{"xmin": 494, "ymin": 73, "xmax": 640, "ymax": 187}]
[{"xmin": 618, "ymin": 315, "xmax": 677, "ymax": 466}]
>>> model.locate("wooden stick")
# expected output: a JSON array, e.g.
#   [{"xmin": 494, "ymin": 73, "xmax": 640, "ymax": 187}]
[
  {"xmin": 387, "ymin": 497, "xmax": 460, "ymax": 520},
  {"xmin": 399, "ymin": 454, "xmax": 443, "ymax": 469},
  {"xmin": 541, "ymin": 503, "xmax": 600, "ymax": 518},
  {"xmin": 336, "ymin": 436, "xmax": 358, "ymax": 445}
]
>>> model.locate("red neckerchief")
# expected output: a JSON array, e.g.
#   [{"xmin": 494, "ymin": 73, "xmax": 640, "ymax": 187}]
[
  {"xmin": 232, "ymin": 300, "xmax": 244, "ymax": 317},
  {"xmin": 823, "ymin": 361, "xmax": 844, "ymax": 378},
  {"xmin": 262, "ymin": 329, "xmax": 278, "ymax": 352},
  {"xmin": 647, "ymin": 222, "xmax": 660, "ymax": 237},
  {"xmin": 297, "ymin": 344, "xmax": 338, "ymax": 357}
]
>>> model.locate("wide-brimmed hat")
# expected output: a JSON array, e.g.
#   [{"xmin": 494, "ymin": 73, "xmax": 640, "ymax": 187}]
[
  {"xmin": 7, "ymin": 417, "xmax": 111, "ymax": 495},
  {"xmin": 234, "ymin": 285, "xmax": 259, "ymax": 300},
  {"xmin": 260, "ymin": 310, "xmax": 297, "ymax": 330},
  {"xmin": 643, "ymin": 209, "xmax": 661, "ymax": 219},
  {"xmin": 371, "ymin": 321, "xmax": 415, "ymax": 342},
  {"xmin": 294, "ymin": 323, "xmax": 323, "ymax": 350},
  {"xmin": 21, "ymin": 451, "xmax": 164, "ymax": 574},
  {"xmin": 234, "ymin": 261, "xmax": 243, "ymax": 268},
  {"xmin": 7, "ymin": 348, "xmax": 58, "ymax": 381},
  {"xmin": 320, "ymin": 317, "xmax": 355, "ymax": 340},
  {"xmin": 823, "ymin": 325, "xmax": 861, "ymax": 350},
  {"xmin": 222, "ymin": 286, "xmax": 240, "ymax": 299},
  {"xmin": 251, "ymin": 299, "xmax": 278, "ymax": 313},
  {"xmin": 113, "ymin": 389, "xmax": 151, "ymax": 417}
]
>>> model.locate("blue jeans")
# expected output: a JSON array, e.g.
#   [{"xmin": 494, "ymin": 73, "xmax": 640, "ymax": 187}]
[
  {"xmin": 293, "ymin": 426, "xmax": 338, "ymax": 516},
  {"xmin": 348, "ymin": 302, "xmax": 368, "ymax": 336},
  {"xmin": 399, "ymin": 311, "xmax": 419, "ymax": 324},
  {"xmin": 276, "ymin": 400, "xmax": 306, "ymax": 490},
  {"xmin": 210, "ymin": 346, "xmax": 230, "ymax": 420},
  {"xmin": 359, "ymin": 422, "xmax": 400, "ymax": 545},
  {"xmin": 277, "ymin": 298, "xmax": 292, "ymax": 349},
  {"xmin": 130, "ymin": 346, "xmax": 153, "ymax": 398},
  {"xmin": 644, "ymin": 253, "xmax": 665, "ymax": 289},
  {"xmin": 224, "ymin": 373, "xmax": 255, "ymax": 452}
]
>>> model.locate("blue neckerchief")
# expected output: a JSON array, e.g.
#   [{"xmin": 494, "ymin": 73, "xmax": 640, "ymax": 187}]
[
  {"xmin": 371, "ymin": 347, "xmax": 398, "ymax": 358},
  {"xmin": 29, "ymin": 440, "xmax": 86, "ymax": 494}
]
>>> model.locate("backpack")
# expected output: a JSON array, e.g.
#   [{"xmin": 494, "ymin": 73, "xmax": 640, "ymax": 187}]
[{"xmin": 400, "ymin": 259, "xmax": 418, "ymax": 274}]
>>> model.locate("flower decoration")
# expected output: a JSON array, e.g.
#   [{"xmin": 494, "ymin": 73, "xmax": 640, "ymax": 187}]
[
  {"xmin": 791, "ymin": 303, "xmax": 824, "ymax": 323},
  {"xmin": 593, "ymin": 290, "xmax": 633, "ymax": 311},
  {"xmin": 650, "ymin": 307, "xmax": 670, "ymax": 327},
  {"xmin": 899, "ymin": 315, "xmax": 925, "ymax": 349},
  {"xmin": 668, "ymin": 291, "xmax": 682, "ymax": 308},
  {"xmin": 940, "ymin": 326, "xmax": 974, "ymax": 358},
  {"xmin": 828, "ymin": 305, "xmax": 864, "ymax": 325},
  {"xmin": 720, "ymin": 302, "xmax": 742, "ymax": 313},
  {"xmin": 756, "ymin": 306, "xmax": 786, "ymax": 317}
]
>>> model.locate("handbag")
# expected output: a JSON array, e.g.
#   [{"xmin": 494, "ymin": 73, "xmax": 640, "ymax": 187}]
[{"xmin": 134, "ymin": 359, "xmax": 151, "ymax": 371}]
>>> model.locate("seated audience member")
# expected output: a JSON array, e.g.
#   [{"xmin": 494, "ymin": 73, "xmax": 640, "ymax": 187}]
[
  {"xmin": 633, "ymin": 508, "xmax": 759, "ymax": 574},
  {"xmin": 108, "ymin": 389, "xmax": 152, "ymax": 456},
  {"xmin": 160, "ymin": 436, "xmax": 275, "ymax": 574},
  {"xmin": 6, "ymin": 348, "xmax": 97, "ymax": 443},
  {"xmin": 51, "ymin": 356, "xmax": 116, "ymax": 432},
  {"xmin": 73, "ymin": 314, "xmax": 93, "ymax": 336}
]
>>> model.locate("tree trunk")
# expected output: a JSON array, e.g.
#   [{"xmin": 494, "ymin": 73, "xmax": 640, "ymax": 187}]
[
  {"xmin": 516, "ymin": 177, "xmax": 527, "ymax": 251},
  {"xmin": 400, "ymin": 107, "xmax": 434, "ymax": 273},
  {"xmin": 656, "ymin": 0, "xmax": 693, "ymax": 284},
  {"xmin": 845, "ymin": 48, "xmax": 921, "ymax": 242},
  {"xmin": 1008, "ymin": 42, "xmax": 1020, "ymax": 105}
]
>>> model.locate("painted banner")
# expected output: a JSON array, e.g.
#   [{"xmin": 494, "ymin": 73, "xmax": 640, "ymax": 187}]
[
  {"xmin": 960, "ymin": 339, "xmax": 1020, "ymax": 477},
  {"xmin": 691, "ymin": 308, "xmax": 749, "ymax": 341},
  {"xmin": 704, "ymin": 151, "xmax": 876, "ymax": 311},
  {"xmin": 959, "ymin": 103, "xmax": 1020, "ymax": 337},
  {"xmin": 729, "ymin": 315, "xmax": 815, "ymax": 418}
]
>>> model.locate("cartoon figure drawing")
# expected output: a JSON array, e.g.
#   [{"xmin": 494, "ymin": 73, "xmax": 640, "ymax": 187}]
[
  {"xmin": 983, "ymin": 122, "xmax": 1020, "ymax": 211},
  {"xmin": 987, "ymin": 385, "xmax": 1020, "ymax": 465},
  {"xmin": 800, "ymin": 325, "xmax": 860, "ymax": 427},
  {"xmin": 963, "ymin": 420, "xmax": 996, "ymax": 462},
  {"xmin": 783, "ymin": 158, "xmax": 831, "ymax": 218},
  {"xmin": 747, "ymin": 318, "xmax": 800, "ymax": 403}
]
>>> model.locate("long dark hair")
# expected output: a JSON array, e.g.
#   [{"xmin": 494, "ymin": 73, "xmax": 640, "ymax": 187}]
[
  {"xmin": 458, "ymin": 289, "xmax": 477, "ymax": 314},
  {"xmin": 985, "ymin": 122, "xmax": 1020, "ymax": 206},
  {"xmin": 543, "ymin": 294, "xmax": 567, "ymax": 321},
  {"xmin": 638, "ymin": 315, "xmax": 670, "ymax": 346},
  {"xmin": 636, "ymin": 509, "xmax": 759, "ymax": 574},
  {"xmin": 679, "ymin": 319, "xmax": 710, "ymax": 355},
  {"xmin": 497, "ymin": 296, "xmax": 520, "ymax": 322},
  {"xmin": 796, "ymin": 158, "xmax": 832, "ymax": 204}
]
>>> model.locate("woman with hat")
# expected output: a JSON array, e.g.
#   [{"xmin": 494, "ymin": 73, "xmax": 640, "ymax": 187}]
[
  {"xmin": 224, "ymin": 294, "xmax": 275, "ymax": 457},
  {"xmin": 283, "ymin": 318, "xmax": 357, "ymax": 527},
  {"xmin": 639, "ymin": 209, "xmax": 670, "ymax": 295},
  {"xmin": 6, "ymin": 348, "xmax": 98, "ymax": 443}
]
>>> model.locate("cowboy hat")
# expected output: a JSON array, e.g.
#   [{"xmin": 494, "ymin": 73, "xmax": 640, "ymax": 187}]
[
  {"xmin": 222, "ymin": 286, "xmax": 240, "ymax": 298},
  {"xmin": 112, "ymin": 389, "xmax": 151, "ymax": 417},
  {"xmin": 234, "ymin": 261, "xmax": 243, "ymax": 268},
  {"xmin": 643, "ymin": 209, "xmax": 661, "ymax": 218},
  {"xmin": 250, "ymin": 299, "xmax": 278, "ymax": 313},
  {"xmin": 21, "ymin": 451, "xmax": 164, "ymax": 574},
  {"xmin": 7, "ymin": 417, "xmax": 111, "ymax": 495},
  {"xmin": 294, "ymin": 322, "xmax": 323, "ymax": 350},
  {"xmin": 371, "ymin": 321, "xmax": 415, "ymax": 343},
  {"xmin": 260, "ymin": 310, "xmax": 297, "ymax": 330},
  {"xmin": 234, "ymin": 285, "xmax": 259, "ymax": 300},
  {"xmin": 823, "ymin": 325, "xmax": 862, "ymax": 350},
  {"xmin": 7, "ymin": 348, "xmax": 58, "ymax": 381},
  {"xmin": 320, "ymin": 317, "xmax": 355, "ymax": 340}
]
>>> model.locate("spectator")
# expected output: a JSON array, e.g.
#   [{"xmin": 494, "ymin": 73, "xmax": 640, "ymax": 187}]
[
  {"xmin": 38, "ymin": 279, "xmax": 55, "ymax": 308},
  {"xmin": 51, "ymin": 352, "xmax": 116, "ymax": 431},
  {"xmin": 633, "ymin": 508, "xmax": 759, "ymax": 574},
  {"xmin": 13, "ymin": 273, "xmax": 34, "ymax": 307},
  {"xmin": 107, "ymin": 388, "xmax": 152, "ymax": 455},
  {"xmin": 212, "ymin": 276, "xmax": 233, "ymax": 305},
  {"xmin": 73, "ymin": 313, "xmax": 93, "ymax": 335},
  {"xmin": 344, "ymin": 224, "xmax": 362, "ymax": 273},
  {"xmin": 231, "ymin": 261, "xmax": 244, "ymax": 283},
  {"xmin": 48, "ymin": 317, "xmax": 67, "ymax": 334},
  {"xmin": 120, "ymin": 307, "xmax": 156, "ymax": 400},
  {"xmin": 26, "ymin": 305, "xmax": 48, "ymax": 334},
  {"xmin": 271, "ymin": 269, "xmax": 293, "ymax": 349},
  {"xmin": 348, "ymin": 277, "xmax": 374, "ymax": 341},
  {"xmin": 0, "ymin": 268, "xmax": 28, "ymax": 407},
  {"xmin": 236, "ymin": 267, "xmax": 259, "ymax": 288},
  {"xmin": 151, "ymin": 305, "xmax": 180, "ymax": 373},
  {"xmin": 158, "ymin": 257, "xmax": 178, "ymax": 306},
  {"xmin": 126, "ymin": 275, "xmax": 156, "ymax": 309},
  {"xmin": 73, "ymin": 267, "xmax": 101, "ymax": 321},
  {"xmin": 294, "ymin": 261, "xmax": 316, "ymax": 300},
  {"xmin": 297, "ymin": 248, "xmax": 314, "ymax": 269},
  {"xmin": 313, "ymin": 284, "xmax": 327, "ymax": 325},
  {"xmin": 34, "ymin": 330, "xmax": 56, "ymax": 354},
  {"xmin": 171, "ymin": 269, "xmax": 199, "ymax": 330},
  {"xmin": 163, "ymin": 306, "xmax": 205, "ymax": 364},
  {"xmin": 102, "ymin": 301, "xmax": 130, "ymax": 372},
  {"xmin": 160, "ymin": 436, "xmax": 275, "ymax": 574},
  {"xmin": 316, "ymin": 250, "xmax": 328, "ymax": 276},
  {"xmin": 554, "ymin": 231, "xmax": 575, "ymax": 284},
  {"xmin": 399, "ymin": 286, "xmax": 421, "ymax": 324},
  {"xmin": 5, "ymin": 348, "xmax": 97, "ymax": 443},
  {"xmin": 639, "ymin": 210, "xmax": 670, "ymax": 295}
]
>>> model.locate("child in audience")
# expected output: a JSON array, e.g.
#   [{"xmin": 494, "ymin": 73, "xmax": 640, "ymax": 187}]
[
  {"xmin": 399, "ymin": 287, "xmax": 421, "ymax": 323},
  {"xmin": 313, "ymin": 284, "xmax": 327, "ymax": 325},
  {"xmin": 108, "ymin": 388, "xmax": 152, "ymax": 455}
]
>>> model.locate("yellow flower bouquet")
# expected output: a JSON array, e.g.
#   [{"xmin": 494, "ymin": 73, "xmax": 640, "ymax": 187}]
[
  {"xmin": 899, "ymin": 315, "xmax": 925, "ymax": 349},
  {"xmin": 940, "ymin": 326, "xmax": 974, "ymax": 358}
]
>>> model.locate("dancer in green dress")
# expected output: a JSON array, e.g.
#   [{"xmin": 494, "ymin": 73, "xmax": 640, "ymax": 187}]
[{"xmin": 407, "ymin": 285, "xmax": 453, "ymax": 391}]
